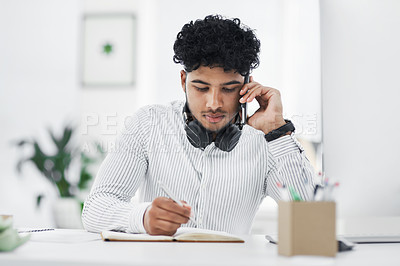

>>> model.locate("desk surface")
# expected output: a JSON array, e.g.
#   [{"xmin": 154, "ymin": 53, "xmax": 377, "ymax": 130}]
[{"xmin": 1, "ymin": 229, "xmax": 400, "ymax": 266}]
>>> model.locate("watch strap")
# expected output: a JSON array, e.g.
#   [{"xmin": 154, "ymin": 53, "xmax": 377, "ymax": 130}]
[{"xmin": 265, "ymin": 120, "xmax": 295, "ymax": 142}]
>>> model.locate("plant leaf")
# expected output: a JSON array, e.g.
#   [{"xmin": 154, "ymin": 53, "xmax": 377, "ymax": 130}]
[
  {"xmin": 49, "ymin": 125, "xmax": 73, "ymax": 152},
  {"xmin": 59, "ymin": 126, "xmax": 73, "ymax": 151},
  {"xmin": 30, "ymin": 141, "xmax": 48, "ymax": 174},
  {"xmin": 49, "ymin": 128, "xmax": 59, "ymax": 150},
  {"xmin": 36, "ymin": 194, "xmax": 44, "ymax": 208},
  {"xmin": 78, "ymin": 167, "xmax": 92, "ymax": 190},
  {"xmin": 16, "ymin": 158, "xmax": 30, "ymax": 173},
  {"xmin": 14, "ymin": 139, "xmax": 31, "ymax": 147}
]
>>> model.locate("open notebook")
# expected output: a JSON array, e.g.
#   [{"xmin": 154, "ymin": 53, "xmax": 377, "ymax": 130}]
[{"xmin": 101, "ymin": 227, "xmax": 244, "ymax": 243}]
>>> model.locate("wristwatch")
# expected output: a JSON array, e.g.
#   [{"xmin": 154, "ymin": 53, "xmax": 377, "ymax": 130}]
[{"xmin": 265, "ymin": 120, "xmax": 295, "ymax": 142}]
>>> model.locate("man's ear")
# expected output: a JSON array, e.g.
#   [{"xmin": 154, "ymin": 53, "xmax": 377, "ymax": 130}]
[{"xmin": 180, "ymin": 70, "xmax": 187, "ymax": 93}]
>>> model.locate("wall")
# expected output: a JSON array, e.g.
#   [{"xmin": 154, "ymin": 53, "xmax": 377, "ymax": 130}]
[
  {"xmin": 0, "ymin": 0, "xmax": 80, "ymax": 226},
  {"xmin": 80, "ymin": 0, "xmax": 322, "ymax": 233},
  {"xmin": 152, "ymin": 0, "xmax": 321, "ymax": 143},
  {"xmin": 151, "ymin": 0, "xmax": 283, "ymax": 105},
  {"xmin": 80, "ymin": 0, "xmax": 158, "ymax": 151},
  {"xmin": 82, "ymin": 0, "xmax": 322, "ymax": 146},
  {"xmin": 0, "ymin": 0, "xmax": 321, "ymax": 229},
  {"xmin": 281, "ymin": 0, "xmax": 321, "ymax": 143},
  {"xmin": 321, "ymin": 0, "xmax": 400, "ymax": 217},
  {"xmin": 80, "ymin": 0, "xmax": 285, "ymax": 147}
]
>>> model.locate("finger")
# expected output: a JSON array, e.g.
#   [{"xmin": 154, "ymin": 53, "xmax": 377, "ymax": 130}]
[
  {"xmin": 239, "ymin": 80, "xmax": 260, "ymax": 95},
  {"xmin": 181, "ymin": 200, "xmax": 190, "ymax": 207},
  {"xmin": 243, "ymin": 86, "xmax": 278, "ymax": 104},
  {"xmin": 181, "ymin": 202, "xmax": 192, "ymax": 211},
  {"xmin": 154, "ymin": 197, "xmax": 191, "ymax": 218},
  {"xmin": 155, "ymin": 207, "xmax": 190, "ymax": 224},
  {"xmin": 154, "ymin": 197, "xmax": 183, "ymax": 210},
  {"xmin": 239, "ymin": 82, "xmax": 256, "ymax": 97},
  {"xmin": 240, "ymin": 84, "xmax": 266, "ymax": 103},
  {"xmin": 181, "ymin": 202, "xmax": 194, "ymax": 219},
  {"xmin": 246, "ymin": 85, "xmax": 266, "ymax": 103},
  {"xmin": 265, "ymin": 87, "xmax": 281, "ymax": 99},
  {"xmin": 262, "ymin": 89, "xmax": 282, "ymax": 108},
  {"xmin": 150, "ymin": 219, "xmax": 181, "ymax": 236},
  {"xmin": 239, "ymin": 85, "xmax": 248, "ymax": 95}
]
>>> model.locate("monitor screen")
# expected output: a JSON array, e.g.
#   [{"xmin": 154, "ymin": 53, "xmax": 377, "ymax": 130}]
[{"xmin": 321, "ymin": 0, "xmax": 400, "ymax": 218}]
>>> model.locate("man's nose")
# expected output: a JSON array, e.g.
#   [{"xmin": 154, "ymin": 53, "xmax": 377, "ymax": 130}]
[{"xmin": 205, "ymin": 89, "xmax": 222, "ymax": 110}]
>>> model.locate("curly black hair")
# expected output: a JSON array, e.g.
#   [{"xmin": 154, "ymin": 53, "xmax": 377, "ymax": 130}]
[{"xmin": 173, "ymin": 14, "xmax": 260, "ymax": 76}]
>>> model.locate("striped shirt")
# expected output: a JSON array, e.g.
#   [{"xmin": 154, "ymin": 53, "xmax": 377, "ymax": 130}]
[{"xmin": 82, "ymin": 100, "xmax": 315, "ymax": 234}]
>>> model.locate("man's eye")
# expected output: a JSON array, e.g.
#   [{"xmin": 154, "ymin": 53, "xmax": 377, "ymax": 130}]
[
  {"xmin": 195, "ymin": 86, "xmax": 208, "ymax": 92},
  {"xmin": 222, "ymin": 87, "xmax": 237, "ymax": 92}
]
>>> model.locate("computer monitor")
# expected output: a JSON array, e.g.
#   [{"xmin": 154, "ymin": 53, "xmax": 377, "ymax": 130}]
[{"xmin": 320, "ymin": 0, "xmax": 400, "ymax": 218}]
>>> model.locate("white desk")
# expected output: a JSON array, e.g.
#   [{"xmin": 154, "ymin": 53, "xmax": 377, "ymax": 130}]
[{"xmin": 0, "ymin": 229, "xmax": 400, "ymax": 266}]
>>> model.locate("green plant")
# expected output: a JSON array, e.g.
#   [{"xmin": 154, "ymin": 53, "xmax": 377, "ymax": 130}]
[{"xmin": 15, "ymin": 125, "xmax": 104, "ymax": 207}]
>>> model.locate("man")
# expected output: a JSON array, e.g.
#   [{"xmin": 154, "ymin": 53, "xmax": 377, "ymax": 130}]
[{"xmin": 82, "ymin": 15, "xmax": 315, "ymax": 236}]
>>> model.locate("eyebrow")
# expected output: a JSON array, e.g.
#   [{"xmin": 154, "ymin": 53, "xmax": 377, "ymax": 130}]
[{"xmin": 191, "ymin": 79, "xmax": 242, "ymax": 86}]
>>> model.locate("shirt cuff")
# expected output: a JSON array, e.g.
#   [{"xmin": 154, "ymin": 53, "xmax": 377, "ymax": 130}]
[
  {"xmin": 267, "ymin": 134, "xmax": 303, "ymax": 158},
  {"xmin": 128, "ymin": 202, "xmax": 152, "ymax": 234}
]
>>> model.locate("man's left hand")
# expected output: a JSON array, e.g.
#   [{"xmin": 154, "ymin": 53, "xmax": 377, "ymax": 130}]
[{"xmin": 239, "ymin": 76, "xmax": 286, "ymax": 134}]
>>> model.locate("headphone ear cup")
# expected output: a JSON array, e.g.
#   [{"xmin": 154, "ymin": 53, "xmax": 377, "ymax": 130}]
[
  {"xmin": 214, "ymin": 124, "xmax": 242, "ymax": 152},
  {"xmin": 185, "ymin": 120, "xmax": 213, "ymax": 149}
]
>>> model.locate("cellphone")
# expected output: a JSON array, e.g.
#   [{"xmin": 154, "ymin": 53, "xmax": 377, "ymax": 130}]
[{"xmin": 239, "ymin": 74, "xmax": 250, "ymax": 129}]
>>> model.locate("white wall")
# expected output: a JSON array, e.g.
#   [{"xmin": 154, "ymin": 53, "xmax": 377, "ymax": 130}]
[
  {"xmin": 80, "ymin": 0, "xmax": 322, "ymax": 233},
  {"xmin": 151, "ymin": 0, "xmax": 283, "ymax": 105},
  {"xmin": 321, "ymin": 0, "xmax": 400, "ymax": 217},
  {"xmin": 0, "ymin": 0, "xmax": 321, "ymax": 229},
  {"xmin": 0, "ymin": 0, "xmax": 80, "ymax": 226},
  {"xmin": 80, "ymin": 0, "xmax": 286, "ymax": 145},
  {"xmin": 82, "ymin": 0, "xmax": 322, "ymax": 146},
  {"xmin": 80, "ymin": 0, "xmax": 158, "ymax": 151},
  {"xmin": 151, "ymin": 0, "xmax": 321, "ymax": 143},
  {"xmin": 281, "ymin": 0, "xmax": 321, "ymax": 143}
]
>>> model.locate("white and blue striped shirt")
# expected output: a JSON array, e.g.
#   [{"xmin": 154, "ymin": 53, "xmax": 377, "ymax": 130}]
[{"xmin": 82, "ymin": 101, "xmax": 315, "ymax": 234}]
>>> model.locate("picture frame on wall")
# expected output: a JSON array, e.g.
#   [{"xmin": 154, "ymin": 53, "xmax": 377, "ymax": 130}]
[{"xmin": 82, "ymin": 14, "xmax": 136, "ymax": 87}]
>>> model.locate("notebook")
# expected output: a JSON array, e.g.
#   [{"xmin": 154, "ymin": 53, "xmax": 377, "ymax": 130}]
[{"xmin": 101, "ymin": 227, "xmax": 244, "ymax": 243}]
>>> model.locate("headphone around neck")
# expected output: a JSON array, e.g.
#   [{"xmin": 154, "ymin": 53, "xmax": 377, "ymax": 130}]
[{"xmin": 183, "ymin": 102, "xmax": 242, "ymax": 152}]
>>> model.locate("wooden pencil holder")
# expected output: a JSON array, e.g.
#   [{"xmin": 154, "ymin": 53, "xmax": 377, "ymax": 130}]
[{"xmin": 278, "ymin": 201, "xmax": 337, "ymax": 257}]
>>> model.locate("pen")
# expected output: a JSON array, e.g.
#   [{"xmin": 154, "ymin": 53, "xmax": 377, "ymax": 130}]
[
  {"xmin": 313, "ymin": 184, "xmax": 323, "ymax": 201},
  {"xmin": 18, "ymin": 228, "xmax": 55, "ymax": 234},
  {"xmin": 158, "ymin": 181, "xmax": 197, "ymax": 225},
  {"xmin": 288, "ymin": 186, "xmax": 302, "ymax": 201}
]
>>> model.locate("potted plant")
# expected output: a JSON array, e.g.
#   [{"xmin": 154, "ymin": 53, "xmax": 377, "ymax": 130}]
[{"xmin": 15, "ymin": 124, "xmax": 104, "ymax": 228}]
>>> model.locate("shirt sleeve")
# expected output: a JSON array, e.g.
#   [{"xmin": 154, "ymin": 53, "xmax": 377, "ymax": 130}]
[
  {"xmin": 81, "ymin": 107, "xmax": 151, "ymax": 234},
  {"xmin": 264, "ymin": 134, "xmax": 316, "ymax": 202}
]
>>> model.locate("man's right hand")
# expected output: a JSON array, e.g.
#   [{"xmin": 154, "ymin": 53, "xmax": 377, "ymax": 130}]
[{"xmin": 143, "ymin": 197, "xmax": 191, "ymax": 236}]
